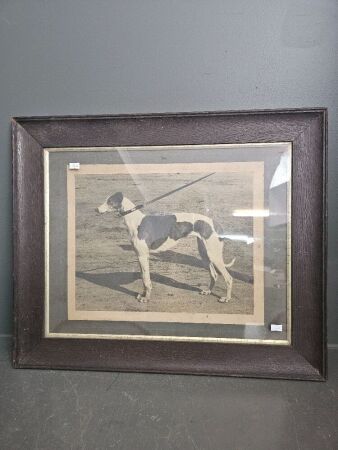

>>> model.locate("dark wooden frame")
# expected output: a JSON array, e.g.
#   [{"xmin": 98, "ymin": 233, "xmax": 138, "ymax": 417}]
[{"xmin": 12, "ymin": 109, "xmax": 327, "ymax": 380}]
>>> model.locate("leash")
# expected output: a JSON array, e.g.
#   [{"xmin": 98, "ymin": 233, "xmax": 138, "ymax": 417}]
[{"xmin": 120, "ymin": 172, "xmax": 215, "ymax": 216}]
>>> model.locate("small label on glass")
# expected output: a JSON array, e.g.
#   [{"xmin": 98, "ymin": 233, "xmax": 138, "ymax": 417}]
[
  {"xmin": 271, "ymin": 324, "xmax": 283, "ymax": 332},
  {"xmin": 69, "ymin": 162, "xmax": 80, "ymax": 170}
]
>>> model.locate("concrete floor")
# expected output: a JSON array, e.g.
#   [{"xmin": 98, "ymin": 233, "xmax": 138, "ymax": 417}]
[{"xmin": 0, "ymin": 337, "xmax": 337, "ymax": 450}]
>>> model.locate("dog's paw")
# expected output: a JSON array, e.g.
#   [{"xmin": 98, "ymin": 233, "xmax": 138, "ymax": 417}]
[
  {"xmin": 200, "ymin": 289, "xmax": 211, "ymax": 296},
  {"xmin": 218, "ymin": 296, "xmax": 230, "ymax": 303},
  {"xmin": 137, "ymin": 293, "xmax": 149, "ymax": 303}
]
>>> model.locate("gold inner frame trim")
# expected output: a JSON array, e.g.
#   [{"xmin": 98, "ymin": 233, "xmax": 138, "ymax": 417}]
[{"xmin": 43, "ymin": 143, "xmax": 292, "ymax": 345}]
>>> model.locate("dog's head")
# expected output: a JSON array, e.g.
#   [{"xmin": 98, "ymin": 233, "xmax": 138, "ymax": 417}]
[{"xmin": 96, "ymin": 192, "xmax": 124, "ymax": 216}]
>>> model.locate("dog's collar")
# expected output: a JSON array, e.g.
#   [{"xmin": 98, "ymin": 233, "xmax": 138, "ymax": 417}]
[{"xmin": 120, "ymin": 204, "xmax": 144, "ymax": 216}]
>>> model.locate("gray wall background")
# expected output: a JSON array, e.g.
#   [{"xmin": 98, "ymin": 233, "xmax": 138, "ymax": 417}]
[{"xmin": 0, "ymin": 0, "xmax": 337, "ymax": 343}]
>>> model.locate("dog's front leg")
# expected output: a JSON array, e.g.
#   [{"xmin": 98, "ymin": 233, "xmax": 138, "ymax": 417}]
[{"xmin": 137, "ymin": 254, "xmax": 152, "ymax": 303}]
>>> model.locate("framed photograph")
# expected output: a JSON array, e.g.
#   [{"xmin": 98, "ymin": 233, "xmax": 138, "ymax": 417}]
[{"xmin": 12, "ymin": 109, "xmax": 327, "ymax": 380}]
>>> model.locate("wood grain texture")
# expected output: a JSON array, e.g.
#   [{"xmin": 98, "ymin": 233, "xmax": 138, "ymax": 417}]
[
  {"xmin": 12, "ymin": 109, "xmax": 327, "ymax": 380},
  {"xmin": 12, "ymin": 121, "xmax": 44, "ymax": 361}
]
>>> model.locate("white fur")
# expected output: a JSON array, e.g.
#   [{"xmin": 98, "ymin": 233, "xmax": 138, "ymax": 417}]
[{"xmin": 97, "ymin": 196, "xmax": 235, "ymax": 303}]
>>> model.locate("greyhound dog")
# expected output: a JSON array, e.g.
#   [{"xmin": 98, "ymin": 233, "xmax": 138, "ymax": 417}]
[{"xmin": 96, "ymin": 192, "xmax": 235, "ymax": 303}]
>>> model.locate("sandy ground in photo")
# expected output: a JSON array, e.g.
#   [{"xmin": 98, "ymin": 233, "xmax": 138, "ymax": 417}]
[{"xmin": 75, "ymin": 172, "xmax": 254, "ymax": 315}]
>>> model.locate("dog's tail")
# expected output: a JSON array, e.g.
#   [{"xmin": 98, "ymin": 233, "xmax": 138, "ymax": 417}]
[{"xmin": 225, "ymin": 257, "xmax": 236, "ymax": 268}]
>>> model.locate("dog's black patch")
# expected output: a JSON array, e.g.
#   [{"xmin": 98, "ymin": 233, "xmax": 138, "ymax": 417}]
[
  {"xmin": 170, "ymin": 221, "xmax": 193, "ymax": 240},
  {"xmin": 213, "ymin": 220, "xmax": 224, "ymax": 235},
  {"xmin": 138, "ymin": 216, "xmax": 194, "ymax": 249},
  {"xmin": 213, "ymin": 219, "xmax": 227, "ymax": 241},
  {"xmin": 150, "ymin": 237, "xmax": 169, "ymax": 250},
  {"xmin": 194, "ymin": 220, "xmax": 213, "ymax": 239},
  {"xmin": 197, "ymin": 237, "xmax": 210, "ymax": 265},
  {"xmin": 213, "ymin": 220, "xmax": 227, "ymax": 242},
  {"xmin": 138, "ymin": 215, "xmax": 177, "ymax": 247},
  {"xmin": 107, "ymin": 192, "xmax": 123, "ymax": 208}
]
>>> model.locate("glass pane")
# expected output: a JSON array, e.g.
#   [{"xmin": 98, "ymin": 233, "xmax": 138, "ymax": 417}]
[{"xmin": 45, "ymin": 143, "xmax": 291, "ymax": 344}]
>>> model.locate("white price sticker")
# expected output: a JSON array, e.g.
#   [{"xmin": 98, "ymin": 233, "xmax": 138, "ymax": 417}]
[
  {"xmin": 271, "ymin": 324, "xmax": 283, "ymax": 332},
  {"xmin": 69, "ymin": 162, "xmax": 80, "ymax": 170}
]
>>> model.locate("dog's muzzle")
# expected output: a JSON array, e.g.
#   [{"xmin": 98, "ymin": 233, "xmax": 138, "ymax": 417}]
[
  {"xmin": 96, "ymin": 203, "xmax": 109, "ymax": 214},
  {"xmin": 95, "ymin": 204, "xmax": 122, "ymax": 217}
]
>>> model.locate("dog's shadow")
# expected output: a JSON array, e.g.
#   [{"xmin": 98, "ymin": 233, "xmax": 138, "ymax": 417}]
[
  {"xmin": 120, "ymin": 245, "xmax": 208, "ymax": 269},
  {"xmin": 76, "ymin": 270, "xmax": 201, "ymax": 297},
  {"xmin": 151, "ymin": 250, "xmax": 253, "ymax": 284},
  {"xmin": 77, "ymin": 246, "xmax": 253, "ymax": 296},
  {"xmin": 119, "ymin": 245, "xmax": 253, "ymax": 284}
]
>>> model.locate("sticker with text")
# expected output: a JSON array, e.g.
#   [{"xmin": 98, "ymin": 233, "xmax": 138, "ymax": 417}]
[{"xmin": 68, "ymin": 162, "xmax": 80, "ymax": 170}]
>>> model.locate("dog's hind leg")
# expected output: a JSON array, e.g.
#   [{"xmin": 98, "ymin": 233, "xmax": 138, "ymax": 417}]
[
  {"xmin": 200, "ymin": 262, "xmax": 218, "ymax": 296},
  {"xmin": 204, "ymin": 235, "xmax": 233, "ymax": 303},
  {"xmin": 197, "ymin": 238, "xmax": 218, "ymax": 296}
]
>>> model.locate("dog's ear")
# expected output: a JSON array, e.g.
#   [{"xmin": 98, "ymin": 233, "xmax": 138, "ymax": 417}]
[
  {"xmin": 107, "ymin": 191, "xmax": 124, "ymax": 206},
  {"xmin": 114, "ymin": 192, "xmax": 123, "ymax": 203}
]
